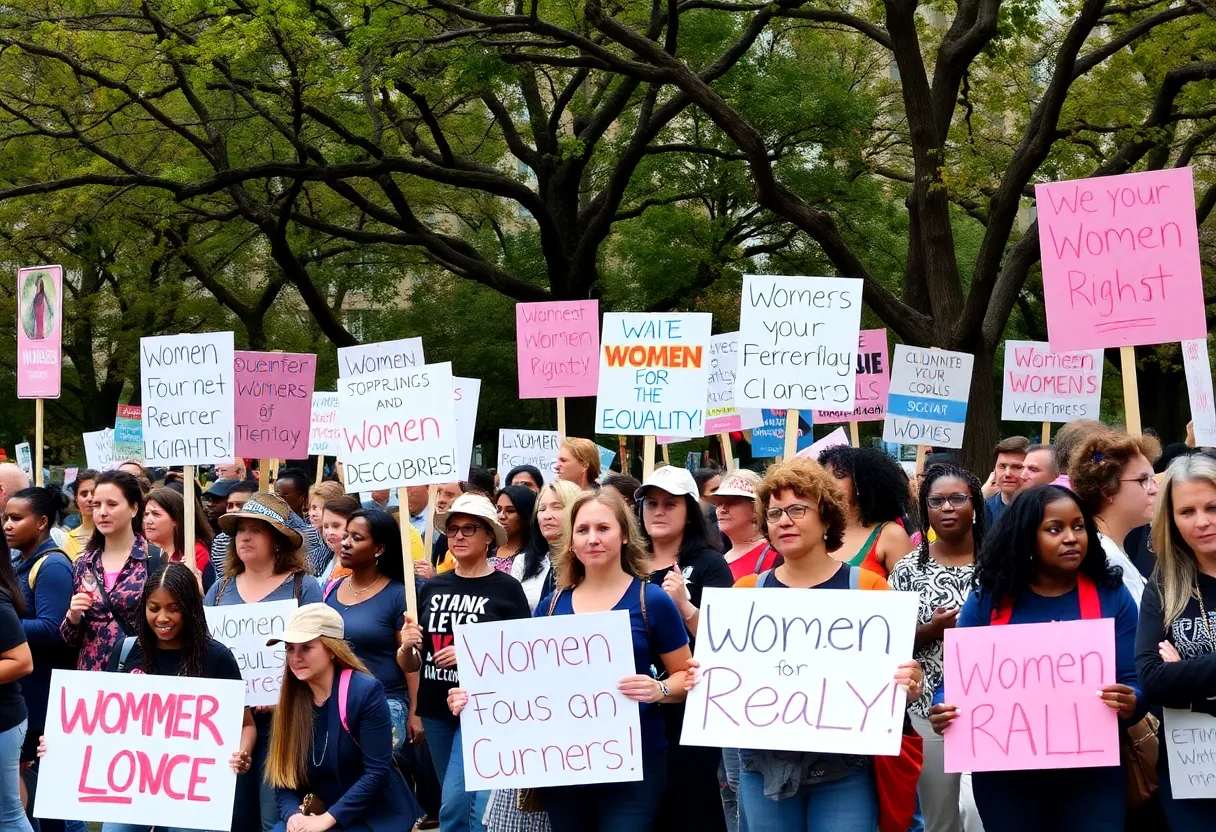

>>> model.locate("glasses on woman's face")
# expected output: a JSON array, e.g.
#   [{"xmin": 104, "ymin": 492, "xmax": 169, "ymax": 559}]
[
  {"xmin": 1121, "ymin": 474, "xmax": 1153, "ymax": 490},
  {"xmin": 446, "ymin": 523, "xmax": 482, "ymax": 538},
  {"xmin": 764, "ymin": 504, "xmax": 816, "ymax": 523},
  {"xmin": 927, "ymin": 493, "xmax": 971, "ymax": 510}
]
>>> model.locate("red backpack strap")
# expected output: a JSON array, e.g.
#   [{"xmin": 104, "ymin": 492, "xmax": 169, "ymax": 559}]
[
  {"xmin": 989, "ymin": 599, "xmax": 1012, "ymax": 626},
  {"xmin": 1077, "ymin": 574, "xmax": 1101, "ymax": 620},
  {"xmin": 338, "ymin": 668, "xmax": 353, "ymax": 736}
]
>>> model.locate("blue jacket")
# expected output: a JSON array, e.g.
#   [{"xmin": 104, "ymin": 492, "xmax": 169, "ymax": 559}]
[
  {"xmin": 12, "ymin": 540, "xmax": 75, "ymax": 756},
  {"xmin": 274, "ymin": 670, "xmax": 423, "ymax": 831}
]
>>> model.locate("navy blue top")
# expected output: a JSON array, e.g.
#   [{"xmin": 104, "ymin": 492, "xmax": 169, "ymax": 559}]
[
  {"xmin": 325, "ymin": 578, "xmax": 407, "ymax": 696},
  {"xmin": 983, "ymin": 492, "xmax": 1012, "ymax": 530},
  {"xmin": 537, "ymin": 579, "xmax": 688, "ymax": 752}
]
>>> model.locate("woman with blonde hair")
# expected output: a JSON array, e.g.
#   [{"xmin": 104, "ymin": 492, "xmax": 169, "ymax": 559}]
[
  {"xmin": 556, "ymin": 438, "xmax": 600, "ymax": 490},
  {"xmin": 264, "ymin": 603, "xmax": 423, "ymax": 832},
  {"xmin": 308, "ymin": 481, "xmax": 345, "ymax": 531},
  {"xmin": 510, "ymin": 479, "xmax": 581, "ymax": 610}
]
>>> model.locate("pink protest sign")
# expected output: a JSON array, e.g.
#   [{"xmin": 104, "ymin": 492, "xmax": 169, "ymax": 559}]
[
  {"xmin": 943, "ymin": 618, "xmax": 1118, "ymax": 773},
  {"xmin": 234, "ymin": 351, "xmax": 318, "ymax": 459},
  {"xmin": 1037, "ymin": 168, "xmax": 1206, "ymax": 351},
  {"xmin": 516, "ymin": 300, "xmax": 600, "ymax": 399},
  {"xmin": 814, "ymin": 328, "xmax": 889, "ymax": 423},
  {"xmin": 16, "ymin": 265, "xmax": 63, "ymax": 399}
]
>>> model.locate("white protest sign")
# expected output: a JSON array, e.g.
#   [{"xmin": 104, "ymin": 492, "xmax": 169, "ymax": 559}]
[
  {"xmin": 204, "ymin": 599, "xmax": 297, "ymax": 707},
  {"xmin": 882, "ymin": 345, "xmax": 974, "ymax": 449},
  {"xmin": 681, "ymin": 587, "xmax": 917, "ymax": 755},
  {"xmin": 337, "ymin": 337, "xmax": 425, "ymax": 377},
  {"xmin": 456, "ymin": 611, "xmax": 642, "ymax": 789},
  {"xmin": 454, "ymin": 377, "xmax": 480, "ymax": 480},
  {"xmin": 15, "ymin": 442, "xmax": 31, "ymax": 477},
  {"xmin": 338, "ymin": 361, "xmax": 459, "ymax": 491},
  {"xmin": 1182, "ymin": 340, "xmax": 1216, "ymax": 447},
  {"xmin": 1001, "ymin": 341, "xmax": 1103, "ymax": 422},
  {"xmin": 737, "ymin": 275, "xmax": 863, "ymax": 409},
  {"xmin": 705, "ymin": 332, "xmax": 763, "ymax": 434},
  {"xmin": 35, "ymin": 669, "xmax": 245, "ymax": 829},
  {"xmin": 596, "ymin": 313, "xmax": 712, "ymax": 436},
  {"xmin": 139, "ymin": 332, "xmax": 236, "ymax": 465},
  {"xmin": 83, "ymin": 428, "xmax": 117, "ymax": 471},
  {"xmin": 308, "ymin": 392, "xmax": 341, "ymax": 456},
  {"xmin": 498, "ymin": 429, "xmax": 560, "ymax": 483},
  {"xmin": 1164, "ymin": 708, "xmax": 1216, "ymax": 798}
]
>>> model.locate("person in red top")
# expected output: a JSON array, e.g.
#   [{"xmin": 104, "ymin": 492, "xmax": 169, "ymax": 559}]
[
  {"xmin": 707, "ymin": 469, "xmax": 779, "ymax": 582},
  {"xmin": 142, "ymin": 487, "xmax": 216, "ymax": 591}
]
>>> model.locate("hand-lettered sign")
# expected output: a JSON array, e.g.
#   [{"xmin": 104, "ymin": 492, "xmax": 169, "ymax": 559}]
[
  {"xmin": 795, "ymin": 427, "xmax": 849, "ymax": 459},
  {"xmin": 596, "ymin": 313, "xmax": 712, "ymax": 436},
  {"xmin": 1037, "ymin": 168, "xmax": 1206, "ymax": 351},
  {"xmin": 453, "ymin": 377, "xmax": 480, "ymax": 481},
  {"xmin": 1001, "ymin": 340, "xmax": 1103, "ymax": 422},
  {"xmin": 882, "ymin": 346, "xmax": 973, "ymax": 449},
  {"xmin": 705, "ymin": 333, "xmax": 764, "ymax": 434},
  {"xmin": 83, "ymin": 429, "xmax": 117, "ymax": 471},
  {"xmin": 681, "ymin": 587, "xmax": 918, "ymax": 755},
  {"xmin": 112, "ymin": 405, "xmax": 144, "ymax": 464},
  {"xmin": 140, "ymin": 333, "xmax": 236, "ymax": 466},
  {"xmin": 456, "ymin": 611, "xmax": 642, "ymax": 789},
  {"xmin": 1182, "ymin": 340, "xmax": 1216, "ymax": 447},
  {"xmin": 751, "ymin": 410, "xmax": 788, "ymax": 457},
  {"xmin": 814, "ymin": 329, "xmax": 890, "ymax": 423},
  {"xmin": 205, "ymin": 599, "xmax": 297, "ymax": 708},
  {"xmin": 234, "ymin": 351, "xmax": 317, "ymax": 460},
  {"xmin": 34, "ymin": 669, "xmax": 245, "ymax": 829},
  {"xmin": 15, "ymin": 442, "xmax": 32, "ymax": 478},
  {"xmin": 338, "ymin": 337, "xmax": 425, "ymax": 377},
  {"xmin": 17, "ymin": 265, "xmax": 63, "ymax": 399},
  {"xmin": 516, "ymin": 300, "xmax": 600, "ymax": 399},
  {"xmin": 1163, "ymin": 708, "xmax": 1216, "ymax": 799},
  {"xmin": 307, "ymin": 392, "xmax": 341, "ymax": 456},
  {"xmin": 943, "ymin": 618, "xmax": 1118, "ymax": 773},
  {"xmin": 499, "ymin": 429, "xmax": 560, "ymax": 484}
]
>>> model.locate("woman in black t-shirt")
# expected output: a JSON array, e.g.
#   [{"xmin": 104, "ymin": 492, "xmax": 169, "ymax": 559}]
[{"xmin": 0, "ymin": 545, "xmax": 34, "ymax": 832}]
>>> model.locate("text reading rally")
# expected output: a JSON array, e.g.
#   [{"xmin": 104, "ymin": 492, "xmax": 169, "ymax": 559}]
[
  {"xmin": 139, "ymin": 332, "xmax": 236, "ymax": 466},
  {"xmin": 456, "ymin": 612, "xmax": 643, "ymax": 791},
  {"xmin": 682, "ymin": 588, "xmax": 917, "ymax": 757}
]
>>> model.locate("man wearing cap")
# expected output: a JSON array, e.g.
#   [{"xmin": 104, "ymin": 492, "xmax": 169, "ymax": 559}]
[
  {"xmin": 203, "ymin": 478, "xmax": 240, "ymax": 526},
  {"xmin": 209, "ymin": 480, "xmax": 258, "ymax": 580}
]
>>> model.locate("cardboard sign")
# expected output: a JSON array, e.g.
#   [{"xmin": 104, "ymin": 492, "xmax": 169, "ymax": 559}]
[
  {"xmin": 498, "ymin": 429, "xmax": 560, "ymax": 483},
  {"xmin": 233, "ymin": 351, "xmax": 317, "ymax": 459},
  {"xmin": 140, "ymin": 332, "xmax": 236, "ymax": 466},
  {"xmin": 113, "ymin": 405, "xmax": 144, "ymax": 464},
  {"xmin": 454, "ymin": 377, "xmax": 480, "ymax": 480},
  {"xmin": 338, "ymin": 361, "xmax": 459, "ymax": 490},
  {"xmin": 308, "ymin": 392, "xmax": 341, "ymax": 456},
  {"xmin": 597, "ymin": 444, "xmax": 617, "ymax": 472},
  {"xmin": 456, "ymin": 611, "xmax": 642, "ymax": 789},
  {"xmin": 83, "ymin": 429, "xmax": 117, "ymax": 471},
  {"xmin": 1000, "ymin": 341, "xmax": 1103, "ymax": 423},
  {"xmin": 15, "ymin": 442, "xmax": 32, "ymax": 478},
  {"xmin": 34, "ymin": 669, "xmax": 245, "ymax": 829},
  {"xmin": 943, "ymin": 619, "xmax": 1118, "ymax": 773},
  {"xmin": 65, "ymin": 466, "xmax": 79, "ymax": 485},
  {"xmin": 596, "ymin": 313, "xmax": 712, "ymax": 436},
  {"xmin": 882, "ymin": 345, "xmax": 973, "ymax": 449},
  {"xmin": 516, "ymin": 300, "xmax": 600, "ymax": 399},
  {"xmin": 705, "ymin": 333, "xmax": 764, "ymax": 434},
  {"xmin": 814, "ymin": 329, "xmax": 890, "ymax": 423},
  {"xmin": 338, "ymin": 337, "xmax": 425, "ymax": 377},
  {"xmin": 1037, "ymin": 168, "xmax": 1206, "ymax": 351},
  {"xmin": 204, "ymin": 600, "xmax": 297, "ymax": 707},
  {"xmin": 1163, "ymin": 708, "xmax": 1216, "ymax": 798},
  {"xmin": 17, "ymin": 265, "xmax": 63, "ymax": 399},
  {"xmin": 795, "ymin": 427, "xmax": 849, "ymax": 459},
  {"xmin": 1182, "ymin": 340, "xmax": 1216, "ymax": 447},
  {"xmin": 736, "ymin": 275, "xmax": 863, "ymax": 409},
  {"xmin": 681, "ymin": 587, "xmax": 917, "ymax": 755}
]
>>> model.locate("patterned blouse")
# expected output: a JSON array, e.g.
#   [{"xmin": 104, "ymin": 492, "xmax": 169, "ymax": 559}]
[{"xmin": 59, "ymin": 536, "xmax": 155, "ymax": 671}]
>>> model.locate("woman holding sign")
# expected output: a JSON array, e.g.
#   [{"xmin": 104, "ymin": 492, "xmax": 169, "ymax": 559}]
[
  {"xmin": 819, "ymin": 447, "xmax": 913, "ymax": 579},
  {"xmin": 929, "ymin": 486, "xmax": 1143, "ymax": 831}
]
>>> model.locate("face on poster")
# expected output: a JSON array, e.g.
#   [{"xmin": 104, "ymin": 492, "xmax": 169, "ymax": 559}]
[
  {"xmin": 1000, "ymin": 341, "xmax": 1103, "ymax": 422},
  {"xmin": 516, "ymin": 300, "xmax": 600, "ymax": 399},
  {"xmin": 140, "ymin": 332, "xmax": 236, "ymax": 466},
  {"xmin": 234, "ymin": 351, "xmax": 317, "ymax": 459},
  {"xmin": 17, "ymin": 265, "xmax": 64, "ymax": 399},
  {"xmin": 338, "ymin": 337, "xmax": 425, "ymax": 377},
  {"xmin": 814, "ymin": 329, "xmax": 890, "ymax": 423}
]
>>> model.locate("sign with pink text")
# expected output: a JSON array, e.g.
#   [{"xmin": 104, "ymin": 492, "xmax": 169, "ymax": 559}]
[
  {"xmin": 1182, "ymin": 340, "xmax": 1216, "ymax": 447},
  {"xmin": 35, "ymin": 669, "xmax": 245, "ymax": 829},
  {"xmin": 943, "ymin": 618, "xmax": 1118, "ymax": 773},
  {"xmin": 516, "ymin": 300, "xmax": 600, "ymax": 399},
  {"xmin": 17, "ymin": 265, "xmax": 63, "ymax": 398},
  {"xmin": 814, "ymin": 328, "xmax": 890, "ymax": 423},
  {"xmin": 1037, "ymin": 168, "xmax": 1206, "ymax": 351},
  {"xmin": 234, "ymin": 351, "xmax": 317, "ymax": 459},
  {"xmin": 1001, "ymin": 340, "xmax": 1103, "ymax": 423}
]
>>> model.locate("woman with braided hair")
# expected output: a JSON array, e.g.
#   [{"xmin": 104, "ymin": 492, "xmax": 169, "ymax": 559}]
[{"xmin": 888, "ymin": 464, "xmax": 986, "ymax": 832}]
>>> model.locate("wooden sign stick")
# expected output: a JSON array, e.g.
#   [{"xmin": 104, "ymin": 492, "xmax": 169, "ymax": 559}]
[
  {"xmin": 184, "ymin": 465, "xmax": 200, "ymax": 581},
  {"xmin": 643, "ymin": 436, "xmax": 657, "ymax": 479},
  {"xmin": 259, "ymin": 459, "xmax": 273, "ymax": 492},
  {"xmin": 849, "ymin": 421, "xmax": 860, "ymax": 448},
  {"xmin": 34, "ymin": 398, "xmax": 44, "ymax": 487},
  {"xmin": 783, "ymin": 409, "xmax": 799, "ymax": 459},
  {"xmin": 315, "ymin": 455, "xmax": 325, "ymax": 484},
  {"xmin": 1120, "ymin": 346, "xmax": 1142, "ymax": 435},
  {"xmin": 557, "ymin": 397, "xmax": 567, "ymax": 442},
  {"xmin": 718, "ymin": 433, "xmax": 735, "ymax": 471},
  {"xmin": 1042, "ymin": 421, "xmax": 1053, "ymax": 444},
  {"xmin": 397, "ymin": 487, "xmax": 418, "ymax": 619}
]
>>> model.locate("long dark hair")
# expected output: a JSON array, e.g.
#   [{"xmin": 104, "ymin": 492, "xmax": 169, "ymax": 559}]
[
  {"xmin": 637, "ymin": 490, "xmax": 723, "ymax": 563},
  {"xmin": 137, "ymin": 563, "xmax": 210, "ymax": 676},
  {"xmin": 0, "ymin": 534, "xmax": 25, "ymax": 616},
  {"xmin": 975, "ymin": 485, "xmax": 1122, "ymax": 603},
  {"xmin": 87, "ymin": 470, "xmax": 146, "ymax": 552},
  {"xmin": 146, "ymin": 487, "xmax": 215, "ymax": 557},
  {"xmin": 915, "ymin": 464, "xmax": 986, "ymax": 568},
  {"xmin": 818, "ymin": 446, "xmax": 910, "ymax": 526},
  {"xmin": 497, "ymin": 486, "xmax": 537, "ymax": 552},
  {"xmin": 349, "ymin": 509, "xmax": 405, "ymax": 584},
  {"xmin": 9, "ymin": 486, "xmax": 71, "ymax": 549},
  {"xmin": 505, "ymin": 466, "xmax": 544, "ymax": 490}
]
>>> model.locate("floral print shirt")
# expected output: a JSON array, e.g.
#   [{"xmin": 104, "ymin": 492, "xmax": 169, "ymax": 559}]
[{"xmin": 59, "ymin": 536, "xmax": 155, "ymax": 671}]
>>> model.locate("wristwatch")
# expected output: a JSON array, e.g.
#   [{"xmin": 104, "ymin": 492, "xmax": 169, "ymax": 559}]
[{"xmin": 657, "ymin": 679, "xmax": 670, "ymax": 700}]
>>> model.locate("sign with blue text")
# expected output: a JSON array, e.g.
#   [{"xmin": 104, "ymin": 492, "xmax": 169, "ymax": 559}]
[{"xmin": 882, "ymin": 345, "xmax": 973, "ymax": 449}]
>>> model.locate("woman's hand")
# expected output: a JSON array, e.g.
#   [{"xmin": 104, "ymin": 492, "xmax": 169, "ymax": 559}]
[
  {"xmin": 408, "ymin": 713, "xmax": 425, "ymax": 745},
  {"xmin": 36, "ymin": 736, "xmax": 46, "ymax": 759},
  {"xmin": 253, "ymin": 705, "xmax": 275, "ymax": 715},
  {"xmin": 400, "ymin": 615, "xmax": 422, "ymax": 651},
  {"xmin": 65, "ymin": 591, "xmax": 93, "ymax": 625},
  {"xmin": 926, "ymin": 607, "xmax": 960, "ymax": 639},
  {"xmin": 448, "ymin": 688, "xmax": 469, "ymax": 717},
  {"xmin": 895, "ymin": 660, "xmax": 924, "ymax": 700},
  {"xmin": 229, "ymin": 749, "xmax": 252, "ymax": 775},
  {"xmin": 1099, "ymin": 684, "xmax": 1138, "ymax": 719},
  {"xmin": 928, "ymin": 703, "xmax": 959, "ymax": 735},
  {"xmin": 414, "ymin": 560, "xmax": 436, "ymax": 580},
  {"xmin": 288, "ymin": 812, "xmax": 335, "ymax": 832},
  {"xmin": 683, "ymin": 659, "xmax": 701, "ymax": 693},
  {"xmin": 1159, "ymin": 641, "xmax": 1182, "ymax": 663},
  {"xmin": 433, "ymin": 645, "xmax": 457, "ymax": 669},
  {"xmin": 660, "ymin": 567, "xmax": 693, "ymax": 617},
  {"xmin": 618, "ymin": 675, "xmax": 665, "ymax": 704}
]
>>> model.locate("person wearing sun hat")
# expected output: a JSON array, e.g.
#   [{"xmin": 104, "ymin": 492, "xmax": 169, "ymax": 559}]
[
  {"xmin": 708, "ymin": 469, "xmax": 780, "ymax": 583},
  {"xmin": 262, "ymin": 603, "xmax": 424, "ymax": 832},
  {"xmin": 399, "ymin": 493, "xmax": 530, "ymax": 832}
]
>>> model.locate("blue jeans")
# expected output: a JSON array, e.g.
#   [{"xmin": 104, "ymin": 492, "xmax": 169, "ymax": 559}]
[
  {"xmin": 252, "ymin": 711, "xmax": 279, "ymax": 831},
  {"xmin": 2, "ymin": 721, "xmax": 33, "ymax": 832},
  {"xmin": 720, "ymin": 748, "xmax": 744, "ymax": 832},
  {"xmin": 545, "ymin": 750, "xmax": 667, "ymax": 832},
  {"xmin": 737, "ymin": 765, "xmax": 878, "ymax": 832},
  {"xmin": 423, "ymin": 717, "xmax": 488, "ymax": 832}
]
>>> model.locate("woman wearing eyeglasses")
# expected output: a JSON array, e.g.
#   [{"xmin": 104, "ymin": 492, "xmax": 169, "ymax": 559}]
[{"xmin": 1068, "ymin": 428, "xmax": 1160, "ymax": 607}]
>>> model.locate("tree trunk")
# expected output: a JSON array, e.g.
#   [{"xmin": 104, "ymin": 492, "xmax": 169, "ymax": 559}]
[{"xmin": 960, "ymin": 346, "xmax": 1001, "ymax": 476}]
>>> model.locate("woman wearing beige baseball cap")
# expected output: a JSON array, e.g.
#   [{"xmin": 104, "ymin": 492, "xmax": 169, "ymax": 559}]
[{"xmin": 708, "ymin": 469, "xmax": 780, "ymax": 583}]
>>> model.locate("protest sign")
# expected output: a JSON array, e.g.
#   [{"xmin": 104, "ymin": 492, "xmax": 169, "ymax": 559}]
[
  {"xmin": 705, "ymin": 333, "xmax": 764, "ymax": 434},
  {"xmin": 1037, "ymin": 168, "xmax": 1206, "ymax": 351},
  {"xmin": 736, "ymin": 275, "xmax": 863, "ymax": 409},
  {"xmin": 596, "ymin": 313, "xmax": 712, "ymax": 436},
  {"xmin": 1001, "ymin": 341, "xmax": 1103, "ymax": 422},
  {"xmin": 597, "ymin": 444, "xmax": 617, "ymax": 472},
  {"xmin": 308, "ymin": 392, "xmax": 341, "ymax": 456},
  {"xmin": 883, "ymin": 345, "xmax": 973, "ymax": 449},
  {"xmin": 814, "ymin": 329, "xmax": 890, "ymax": 423},
  {"xmin": 795, "ymin": 427, "xmax": 849, "ymax": 459},
  {"xmin": 681, "ymin": 587, "xmax": 916, "ymax": 755},
  {"xmin": 1163, "ymin": 708, "xmax": 1216, "ymax": 798},
  {"xmin": 943, "ymin": 618, "xmax": 1118, "ymax": 773},
  {"xmin": 15, "ymin": 442, "xmax": 32, "ymax": 477},
  {"xmin": 233, "ymin": 351, "xmax": 317, "ymax": 459},
  {"xmin": 140, "ymin": 332, "xmax": 236, "ymax": 466},
  {"xmin": 516, "ymin": 300, "xmax": 600, "ymax": 399},
  {"xmin": 337, "ymin": 337, "xmax": 425, "ymax": 377},
  {"xmin": 17, "ymin": 265, "xmax": 63, "ymax": 399},
  {"xmin": 83, "ymin": 429, "xmax": 116, "ymax": 471},
  {"xmin": 454, "ymin": 377, "xmax": 480, "ymax": 480},
  {"xmin": 65, "ymin": 466, "xmax": 79, "ymax": 485},
  {"xmin": 751, "ymin": 410, "xmax": 788, "ymax": 457},
  {"xmin": 1182, "ymin": 340, "xmax": 1216, "ymax": 447},
  {"xmin": 34, "ymin": 669, "xmax": 245, "ymax": 829},
  {"xmin": 456, "ymin": 611, "xmax": 642, "ymax": 789},
  {"xmin": 338, "ymin": 361, "xmax": 459, "ymax": 490},
  {"xmin": 498, "ymin": 429, "xmax": 560, "ymax": 483},
  {"xmin": 204, "ymin": 599, "xmax": 296, "ymax": 707},
  {"xmin": 113, "ymin": 405, "xmax": 144, "ymax": 463}
]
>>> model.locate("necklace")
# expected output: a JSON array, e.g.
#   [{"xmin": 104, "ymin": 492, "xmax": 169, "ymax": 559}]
[
  {"xmin": 311, "ymin": 726, "xmax": 329, "ymax": 767},
  {"xmin": 1197, "ymin": 586, "xmax": 1214, "ymax": 648},
  {"xmin": 349, "ymin": 574, "xmax": 382, "ymax": 597}
]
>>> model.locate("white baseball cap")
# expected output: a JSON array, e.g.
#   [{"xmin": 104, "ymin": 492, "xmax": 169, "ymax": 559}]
[{"xmin": 635, "ymin": 465, "xmax": 699, "ymax": 500}]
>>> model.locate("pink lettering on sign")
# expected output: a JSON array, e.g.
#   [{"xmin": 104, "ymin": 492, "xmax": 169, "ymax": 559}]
[
  {"xmin": 814, "ymin": 329, "xmax": 889, "ymax": 423},
  {"xmin": 516, "ymin": 301, "xmax": 600, "ymax": 399},
  {"xmin": 943, "ymin": 619, "xmax": 1119, "ymax": 773},
  {"xmin": 1036, "ymin": 168, "xmax": 1206, "ymax": 351},
  {"xmin": 17, "ymin": 265, "xmax": 64, "ymax": 399},
  {"xmin": 233, "ymin": 351, "xmax": 317, "ymax": 459}
]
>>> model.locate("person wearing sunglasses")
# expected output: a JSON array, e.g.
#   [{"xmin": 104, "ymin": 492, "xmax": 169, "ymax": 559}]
[{"xmin": 1068, "ymin": 428, "xmax": 1161, "ymax": 608}]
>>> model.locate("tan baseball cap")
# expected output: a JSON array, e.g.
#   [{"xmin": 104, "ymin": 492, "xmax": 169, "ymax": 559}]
[
  {"xmin": 708, "ymin": 469, "xmax": 762, "ymax": 502},
  {"xmin": 266, "ymin": 603, "xmax": 345, "ymax": 645}
]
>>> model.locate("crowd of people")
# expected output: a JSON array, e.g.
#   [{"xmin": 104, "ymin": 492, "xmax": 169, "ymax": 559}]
[{"xmin": 0, "ymin": 424, "xmax": 1214, "ymax": 832}]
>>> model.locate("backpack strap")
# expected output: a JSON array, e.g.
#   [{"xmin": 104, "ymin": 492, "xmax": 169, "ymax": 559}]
[
  {"xmin": 293, "ymin": 572, "xmax": 304, "ymax": 601},
  {"xmin": 546, "ymin": 588, "xmax": 563, "ymax": 616},
  {"xmin": 145, "ymin": 543, "xmax": 162, "ymax": 577},
  {"xmin": 639, "ymin": 578, "xmax": 648, "ymax": 631},
  {"xmin": 116, "ymin": 636, "xmax": 138, "ymax": 673},
  {"xmin": 27, "ymin": 547, "xmax": 69, "ymax": 591},
  {"xmin": 338, "ymin": 667, "xmax": 354, "ymax": 736},
  {"xmin": 752, "ymin": 544, "xmax": 772, "ymax": 575},
  {"xmin": 848, "ymin": 566, "xmax": 861, "ymax": 591},
  {"xmin": 992, "ymin": 574, "xmax": 1101, "ymax": 626}
]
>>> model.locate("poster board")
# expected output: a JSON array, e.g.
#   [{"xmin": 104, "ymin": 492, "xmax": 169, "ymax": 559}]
[
  {"xmin": 233, "ymin": 351, "xmax": 317, "ymax": 460},
  {"xmin": 814, "ymin": 328, "xmax": 890, "ymax": 423},
  {"xmin": 882, "ymin": 345, "xmax": 973, "ymax": 449},
  {"xmin": 83, "ymin": 428, "xmax": 117, "ymax": 471},
  {"xmin": 498, "ymin": 429, "xmax": 560, "ymax": 483},
  {"xmin": 17, "ymin": 264, "xmax": 63, "ymax": 399},
  {"xmin": 1182, "ymin": 340, "xmax": 1216, "ymax": 447},
  {"xmin": 337, "ymin": 337, "xmax": 425, "ymax": 377},
  {"xmin": 1163, "ymin": 708, "xmax": 1216, "ymax": 799},
  {"xmin": 453, "ymin": 377, "xmax": 481, "ymax": 480},
  {"xmin": 1001, "ymin": 341, "xmax": 1103, "ymax": 422},
  {"xmin": 113, "ymin": 405, "xmax": 144, "ymax": 464},
  {"xmin": 204, "ymin": 599, "xmax": 297, "ymax": 707},
  {"xmin": 516, "ymin": 300, "xmax": 600, "ymax": 398},
  {"xmin": 307, "ymin": 392, "xmax": 342, "ymax": 456},
  {"xmin": 140, "ymin": 332, "xmax": 236, "ymax": 466}
]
